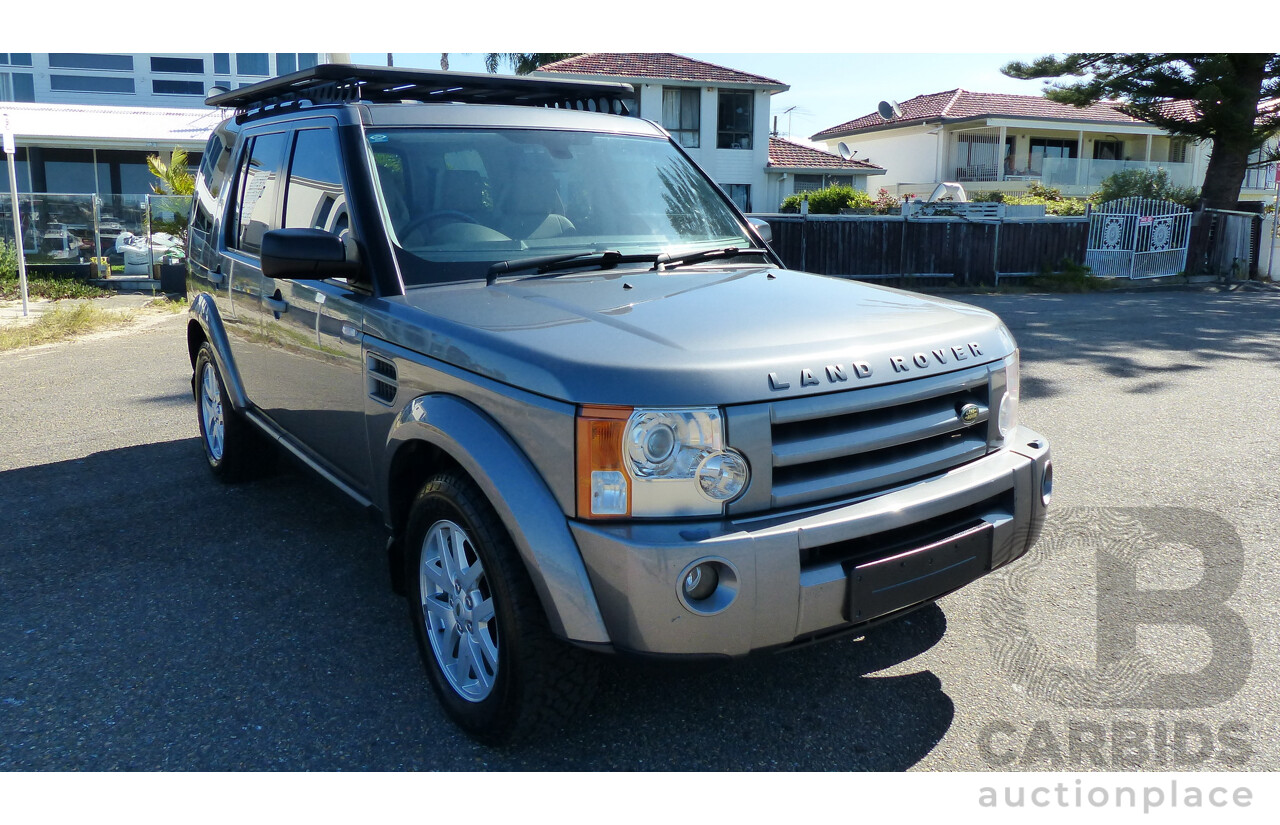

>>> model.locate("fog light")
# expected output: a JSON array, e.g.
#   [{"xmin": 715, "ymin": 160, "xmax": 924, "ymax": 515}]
[
  {"xmin": 676, "ymin": 558, "xmax": 739, "ymax": 616},
  {"xmin": 682, "ymin": 563, "xmax": 719, "ymax": 601},
  {"xmin": 1041, "ymin": 462, "xmax": 1053, "ymax": 507}
]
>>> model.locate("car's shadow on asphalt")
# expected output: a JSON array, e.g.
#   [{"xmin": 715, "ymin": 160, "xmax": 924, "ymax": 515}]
[{"xmin": 1, "ymin": 438, "xmax": 953, "ymax": 771}]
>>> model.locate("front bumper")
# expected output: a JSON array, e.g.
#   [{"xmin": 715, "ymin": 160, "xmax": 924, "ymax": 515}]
[{"xmin": 570, "ymin": 427, "xmax": 1050, "ymax": 656}]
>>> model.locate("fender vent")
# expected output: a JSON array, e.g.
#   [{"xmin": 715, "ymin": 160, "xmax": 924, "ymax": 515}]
[{"xmin": 367, "ymin": 353, "xmax": 398, "ymax": 405}]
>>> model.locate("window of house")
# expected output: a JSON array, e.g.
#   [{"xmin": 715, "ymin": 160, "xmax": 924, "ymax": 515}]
[
  {"xmin": 236, "ymin": 53, "xmax": 270, "ymax": 76},
  {"xmin": 284, "ymin": 128, "xmax": 349, "ymax": 234},
  {"xmin": 95, "ymin": 150, "xmax": 153, "ymax": 195},
  {"xmin": 794, "ymin": 174, "xmax": 853, "ymax": 192},
  {"xmin": 1168, "ymin": 138, "xmax": 1190, "ymax": 164},
  {"xmin": 1093, "ymin": 139, "xmax": 1124, "ymax": 161},
  {"xmin": 717, "ymin": 91, "xmax": 753, "ymax": 150},
  {"xmin": 231, "ymin": 132, "xmax": 288, "ymax": 255},
  {"xmin": 153, "ymin": 80, "xmax": 206, "ymax": 96},
  {"xmin": 151, "ymin": 56, "xmax": 204, "ymax": 74},
  {"xmin": 49, "ymin": 53, "xmax": 133, "ymax": 71},
  {"xmin": 270, "ymin": 54, "xmax": 320, "ymax": 77},
  {"xmin": 0, "ymin": 146, "xmax": 30, "ymax": 193},
  {"xmin": 1028, "ymin": 137, "xmax": 1078, "ymax": 174},
  {"xmin": 662, "ymin": 87, "xmax": 700, "ymax": 148},
  {"xmin": 0, "ymin": 71, "xmax": 35, "ymax": 102},
  {"xmin": 41, "ymin": 148, "xmax": 97, "ymax": 194},
  {"xmin": 724, "ymin": 183, "xmax": 751, "ymax": 211},
  {"xmin": 0, "ymin": 54, "xmax": 32, "ymax": 67},
  {"xmin": 214, "ymin": 53, "xmax": 230, "ymax": 75},
  {"xmin": 49, "ymin": 74, "xmax": 134, "ymax": 94}
]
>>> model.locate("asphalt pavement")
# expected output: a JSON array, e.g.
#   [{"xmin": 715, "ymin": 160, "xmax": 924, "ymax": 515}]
[{"xmin": 1, "ymin": 288, "xmax": 1278, "ymax": 771}]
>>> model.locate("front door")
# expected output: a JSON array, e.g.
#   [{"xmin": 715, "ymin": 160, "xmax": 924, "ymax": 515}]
[{"xmin": 251, "ymin": 124, "xmax": 373, "ymax": 492}]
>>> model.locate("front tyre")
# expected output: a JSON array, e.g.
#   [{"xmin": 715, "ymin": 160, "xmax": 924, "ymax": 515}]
[
  {"xmin": 406, "ymin": 473, "xmax": 597, "ymax": 744},
  {"xmin": 193, "ymin": 342, "xmax": 267, "ymax": 482}
]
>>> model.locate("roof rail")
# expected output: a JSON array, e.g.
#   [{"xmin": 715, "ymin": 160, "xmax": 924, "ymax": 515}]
[{"xmin": 207, "ymin": 63, "xmax": 636, "ymax": 121}]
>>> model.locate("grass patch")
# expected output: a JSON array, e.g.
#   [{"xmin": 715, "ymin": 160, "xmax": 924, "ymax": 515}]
[
  {"xmin": 1, "ymin": 273, "xmax": 112, "ymax": 301},
  {"xmin": 0, "ymin": 303, "xmax": 137, "ymax": 351},
  {"xmin": 145, "ymin": 296, "xmax": 189, "ymax": 314}
]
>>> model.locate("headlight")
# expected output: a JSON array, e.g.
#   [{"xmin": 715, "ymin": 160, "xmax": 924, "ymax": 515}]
[
  {"xmin": 998, "ymin": 350, "xmax": 1020, "ymax": 439},
  {"xmin": 576, "ymin": 405, "xmax": 750, "ymax": 518}
]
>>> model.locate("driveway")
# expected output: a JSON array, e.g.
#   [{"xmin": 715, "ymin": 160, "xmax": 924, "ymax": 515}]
[{"xmin": 1, "ymin": 289, "xmax": 1277, "ymax": 771}]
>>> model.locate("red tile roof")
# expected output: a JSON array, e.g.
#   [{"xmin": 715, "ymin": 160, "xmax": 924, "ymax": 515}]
[
  {"xmin": 536, "ymin": 53, "xmax": 787, "ymax": 90},
  {"xmin": 767, "ymin": 137, "xmax": 882, "ymax": 171},
  {"xmin": 811, "ymin": 89, "xmax": 1149, "ymax": 140}
]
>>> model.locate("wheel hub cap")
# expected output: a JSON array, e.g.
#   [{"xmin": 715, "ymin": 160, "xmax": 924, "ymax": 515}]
[{"xmin": 419, "ymin": 519, "xmax": 498, "ymax": 702}]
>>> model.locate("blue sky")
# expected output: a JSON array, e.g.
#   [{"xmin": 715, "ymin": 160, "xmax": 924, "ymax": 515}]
[{"xmin": 351, "ymin": 52, "xmax": 1051, "ymax": 143}]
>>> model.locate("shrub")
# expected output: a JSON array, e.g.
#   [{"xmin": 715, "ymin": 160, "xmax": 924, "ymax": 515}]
[
  {"xmin": 1002, "ymin": 182, "xmax": 1089, "ymax": 216},
  {"xmin": 0, "ymin": 238, "xmax": 16, "ymax": 279},
  {"xmin": 871, "ymin": 187, "xmax": 900, "ymax": 214},
  {"xmin": 1091, "ymin": 168, "xmax": 1199, "ymax": 207},
  {"xmin": 781, "ymin": 184, "xmax": 874, "ymax": 214}
]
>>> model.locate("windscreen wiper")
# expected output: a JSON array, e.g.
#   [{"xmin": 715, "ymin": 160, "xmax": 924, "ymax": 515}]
[
  {"xmin": 650, "ymin": 246, "xmax": 770, "ymax": 271},
  {"xmin": 486, "ymin": 250, "xmax": 653, "ymax": 284}
]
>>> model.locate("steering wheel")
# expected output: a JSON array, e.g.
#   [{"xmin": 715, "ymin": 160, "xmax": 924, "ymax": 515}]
[{"xmin": 400, "ymin": 210, "xmax": 478, "ymax": 242}]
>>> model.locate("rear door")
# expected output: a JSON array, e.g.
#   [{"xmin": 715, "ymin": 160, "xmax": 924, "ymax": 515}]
[{"xmin": 220, "ymin": 128, "xmax": 289, "ymax": 398}]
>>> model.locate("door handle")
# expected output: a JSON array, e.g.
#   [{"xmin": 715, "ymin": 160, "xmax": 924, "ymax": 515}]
[
  {"xmin": 264, "ymin": 294, "xmax": 288, "ymax": 314},
  {"xmin": 207, "ymin": 265, "xmax": 224, "ymax": 285}
]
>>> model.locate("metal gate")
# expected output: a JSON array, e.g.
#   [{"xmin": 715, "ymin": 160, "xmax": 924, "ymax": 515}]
[{"xmin": 1085, "ymin": 197, "xmax": 1192, "ymax": 279}]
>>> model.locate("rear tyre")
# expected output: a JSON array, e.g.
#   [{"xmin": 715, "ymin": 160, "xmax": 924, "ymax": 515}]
[
  {"xmin": 193, "ymin": 342, "xmax": 268, "ymax": 482},
  {"xmin": 406, "ymin": 472, "xmax": 598, "ymax": 744}
]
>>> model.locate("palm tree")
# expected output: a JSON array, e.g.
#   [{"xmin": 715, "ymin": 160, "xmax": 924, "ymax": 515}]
[
  {"xmin": 146, "ymin": 147, "xmax": 195, "ymax": 241},
  {"xmin": 483, "ymin": 54, "xmax": 580, "ymax": 74},
  {"xmin": 436, "ymin": 53, "xmax": 581, "ymax": 75}
]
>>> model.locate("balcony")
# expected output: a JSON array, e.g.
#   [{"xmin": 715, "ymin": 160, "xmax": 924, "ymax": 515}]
[{"xmin": 1039, "ymin": 158, "xmax": 1196, "ymax": 190}]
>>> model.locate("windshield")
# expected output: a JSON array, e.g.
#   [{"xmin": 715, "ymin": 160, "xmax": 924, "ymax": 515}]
[{"xmin": 366, "ymin": 128, "xmax": 754, "ymax": 285}]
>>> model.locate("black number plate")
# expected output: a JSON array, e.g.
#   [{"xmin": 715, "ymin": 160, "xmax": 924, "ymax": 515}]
[{"xmin": 847, "ymin": 522, "xmax": 993, "ymax": 623}]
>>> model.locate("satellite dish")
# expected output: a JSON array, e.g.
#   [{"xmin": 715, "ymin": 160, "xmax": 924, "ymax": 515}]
[
  {"xmin": 926, "ymin": 182, "xmax": 968, "ymax": 203},
  {"xmin": 837, "ymin": 142, "xmax": 855, "ymax": 160},
  {"xmin": 877, "ymin": 100, "xmax": 903, "ymax": 121}
]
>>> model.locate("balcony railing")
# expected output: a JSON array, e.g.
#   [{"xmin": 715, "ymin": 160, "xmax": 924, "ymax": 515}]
[
  {"xmin": 1040, "ymin": 159, "xmax": 1196, "ymax": 189},
  {"xmin": 1242, "ymin": 164, "xmax": 1278, "ymax": 191}
]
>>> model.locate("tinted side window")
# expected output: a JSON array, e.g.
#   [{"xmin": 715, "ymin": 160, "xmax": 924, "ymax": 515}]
[
  {"xmin": 284, "ymin": 128, "xmax": 349, "ymax": 234},
  {"xmin": 191, "ymin": 131, "xmax": 228, "ymax": 240},
  {"xmin": 231, "ymin": 131, "xmax": 287, "ymax": 256}
]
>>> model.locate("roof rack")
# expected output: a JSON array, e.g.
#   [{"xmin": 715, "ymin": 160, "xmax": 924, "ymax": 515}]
[{"xmin": 207, "ymin": 64, "xmax": 636, "ymax": 121}]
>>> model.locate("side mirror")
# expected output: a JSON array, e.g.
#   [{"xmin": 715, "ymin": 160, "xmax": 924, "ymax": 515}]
[
  {"xmin": 261, "ymin": 228, "xmax": 361, "ymax": 280},
  {"xmin": 747, "ymin": 217, "xmax": 773, "ymax": 245}
]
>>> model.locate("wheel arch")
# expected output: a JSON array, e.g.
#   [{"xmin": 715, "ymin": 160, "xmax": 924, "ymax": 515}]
[
  {"xmin": 384, "ymin": 394, "xmax": 611, "ymax": 646},
  {"xmin": 187, "ymin": 293, "xmax": 249, "ymax": 411}
]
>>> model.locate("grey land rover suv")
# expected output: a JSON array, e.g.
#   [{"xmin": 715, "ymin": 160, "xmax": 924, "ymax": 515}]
[{"xmin": 185, "ymin": 64, "xmax": 1051, "ymax": 743}]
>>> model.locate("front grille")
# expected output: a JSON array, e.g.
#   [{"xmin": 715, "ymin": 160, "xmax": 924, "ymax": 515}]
[{"xmin": 766, "ymin": 364, "xmax": 993, "ymax": 510}]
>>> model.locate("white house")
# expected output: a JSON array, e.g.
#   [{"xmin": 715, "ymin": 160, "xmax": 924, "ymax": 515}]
[
  {"xmin": 536, "ymin": 53, "xmax": 789, "ymax": 212},
  {"xmin": 811, "ymin": 89, "xmax": 1277, "ymax": 201},
  {"xmin": 765, "ymin": 137, "xmax": 884, "ymax": 209}
]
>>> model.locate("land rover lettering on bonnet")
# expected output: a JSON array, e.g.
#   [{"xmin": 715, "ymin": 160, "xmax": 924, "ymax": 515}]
[{"xmin": 185, "ymin": 64, "xmax": 1051, "ymax": 744}]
